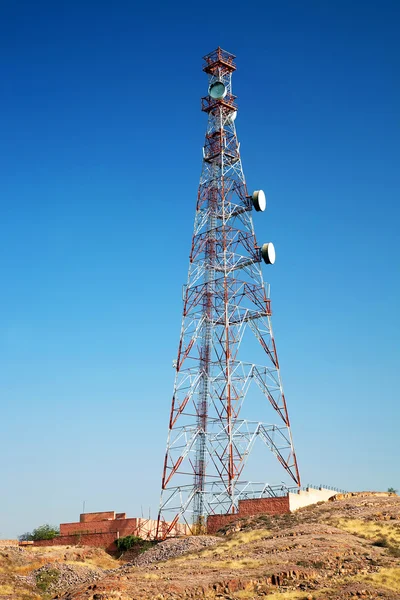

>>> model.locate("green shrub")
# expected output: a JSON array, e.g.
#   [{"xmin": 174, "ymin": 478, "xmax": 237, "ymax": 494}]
[
  {"xmin": 36, "ymin": 568, "xmax": 59, "ymax": 592},
  {"xmin": 373, "ymin": 535, "xmax": 400, "ymax": 557},
  {"xmin": 115, "ymin": 535, "xmax": 143, "ymax": 552},
  {"xmin": 19, "ymin": 524, "xmax": 59, "ymax": 542}
]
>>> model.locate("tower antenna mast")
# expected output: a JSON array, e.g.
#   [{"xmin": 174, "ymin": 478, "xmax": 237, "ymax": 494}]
[{"xmin": 158, "ymin": 48, "xmax": 300, "ymax": 535}]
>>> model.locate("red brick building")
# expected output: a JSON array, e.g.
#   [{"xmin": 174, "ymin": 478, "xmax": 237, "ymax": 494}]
[{"xmin": 33, "ymin": 510, "xmax": 188, "ymax": 552}]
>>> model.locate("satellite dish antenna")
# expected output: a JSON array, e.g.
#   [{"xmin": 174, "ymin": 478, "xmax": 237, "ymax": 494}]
[
  {"xmin": 261, "ymin": 242, "xmax": 276, "ymax": 265},
  {"xmin": 209, "ymin": 81, "xmax": 227, "ymax": 100},
  {"xmin": 228, "ymin": 110, "xmax": 237, "ymax": 123},
  {"xmin": 252, "ymin": 190, "xmax": 266, "ymax": 212}
]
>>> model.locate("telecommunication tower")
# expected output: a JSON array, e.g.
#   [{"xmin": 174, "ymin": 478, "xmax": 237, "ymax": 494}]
[{"xmin": 158, "ymin": 48, "xmax": 300, "ymax": 535}]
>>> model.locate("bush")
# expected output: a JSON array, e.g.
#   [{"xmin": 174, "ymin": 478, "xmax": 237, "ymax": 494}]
[
  {"xmin": 373, "ymin": 536, "xmax": 400, "ymax": 557},
  {"xmin": 373, "ymin": 536, "xmax": 390, "ymax": 548},
  {"xmin": 19, "ymin": 524, "xmax": 60, "ymax": 542},
  {"xmin": 35, "ymin": 568, "xmax": 59, "ymax": 592},
  {"xmin": 115, "ymin": 535, "xmax": 143, "ymax": 552}
]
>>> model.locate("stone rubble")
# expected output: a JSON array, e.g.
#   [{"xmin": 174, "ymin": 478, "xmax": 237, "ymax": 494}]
[
  {"xmin": 33, "ymin": 562, "xmax": 102, "ymax": 595},
  {"xmin": 125, "ymin": 535, "xmax": 220, "ymax": 568}
]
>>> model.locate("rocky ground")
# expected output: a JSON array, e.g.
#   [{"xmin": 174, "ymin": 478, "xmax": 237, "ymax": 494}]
[
  {"xmin": 126, "ymin": 536, "xmax": 220, "ymax": 567},
  {"xmin": 1, "ymin": 493, "xmax": 399, "ymax": 599},
  {"xmin": 0, "ymin": 546, "xmax": 116, "ymax": 599}
]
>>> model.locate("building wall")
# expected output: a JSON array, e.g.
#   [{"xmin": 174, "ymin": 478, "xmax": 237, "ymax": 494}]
[
  {"xmin": 60, "ymin": 518, "xmax": 138, "ymax": 536},
  {"xmin": 206, "ymin": 513, "xmax": 240, "ymax": 534},
  {"xmin": 61, "ymin": 517, "xmax": 188, "ymax": 538},
  {"xmin": 80, "ymin": 511, "xmax": 115, "ymax": 523},
  {"xmin": 289, "ymin": 487, "xmax": 337, "ymax": 511},
  {"xmin": 207, "ymin": 496, "xmax": 290, "ymax": 534},
  {"xmin": 239, "ymin": 496, "xmax": 290, "ymax": 516},
  {"xmin": 33, "ymin": 517, "xmax": 189, "ymax": 551},
  {"xmin": 206, "ymin": 488, "xmax": 345, "ymax": 534}
]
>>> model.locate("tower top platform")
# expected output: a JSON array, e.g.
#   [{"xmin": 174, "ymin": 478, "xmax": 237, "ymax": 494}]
[{"xmin": 203, "ymin": 47, "xmax": 236, "ymax": 74}]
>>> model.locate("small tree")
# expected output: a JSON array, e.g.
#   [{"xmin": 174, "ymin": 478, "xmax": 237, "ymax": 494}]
[
  {"xmin": 19, "ymin": 524, "xmax": 59, "ymax": 542},
  {"xmin": 387, "ymin": 487, "xmax": 398, "ymax": 494}
]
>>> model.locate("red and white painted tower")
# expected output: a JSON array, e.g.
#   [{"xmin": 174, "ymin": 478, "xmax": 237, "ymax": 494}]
[{"xmin": 158, "ymin": 48, "xmax": 300, "ymax": 535}]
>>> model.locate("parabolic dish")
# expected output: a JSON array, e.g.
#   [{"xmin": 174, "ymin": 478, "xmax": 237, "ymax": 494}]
[
  {"xmin": 252, "ymin": 189, "xmax": 266, "ymax": 212},
  {"xmin": 209, "ymin": 81, "xmax": 227, "ymax": 100},
  {"xmin": 228, "ymin": 110, "xmax": 237, "ymax": 122},
  {"xmin": 261, "ymin": 242, "xmax": 276, "ymax": 265}
]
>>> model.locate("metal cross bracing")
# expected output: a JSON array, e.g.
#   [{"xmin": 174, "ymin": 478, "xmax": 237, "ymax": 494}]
[{"xmin": 157, "ymin": 48, "xmax": 300, "ymax": 537}]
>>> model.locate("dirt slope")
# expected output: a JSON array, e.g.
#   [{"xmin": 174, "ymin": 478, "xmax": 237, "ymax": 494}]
[
  {"xmin": 0, "ymin": 546, "xmax": 116, "ymax": 599},
  {"xmin": 1, "ymin": 494, "xmax": 399, "ymax": 599}
]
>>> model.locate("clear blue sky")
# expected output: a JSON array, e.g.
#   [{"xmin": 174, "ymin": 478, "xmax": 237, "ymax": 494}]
[{"xmin": 0, "ymin": 0, "xmax": 399, "ymax": 538}]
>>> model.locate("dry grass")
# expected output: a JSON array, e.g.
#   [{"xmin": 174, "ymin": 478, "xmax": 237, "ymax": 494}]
[
  {"xmin": 0, "ymin": 584, "xmax": 14, "ymax": 594},
  {"xmin": 358, "ymin": 567, "xmax": 400, "ymax": 592},
  {"xmin": 24, "ymin": 545, "xmax": 118, "ymax": 563},
  {"xmin": 76, "ymin": 554, "xmax": 117, "ymax": 569},
  {"xmin": 335, "ymin": 518, "xmax": 400, "ymax": 545},
  {"xmin": 63, "ymin": 560, "xmax": 99, "ymax": 571},
  {"xmin": 0, "ymin": 585, "xmax": 41, "ymax": 600},
  {"xmin": 266, "ymin": 593, "xmax": 311, "ymax": 599},
  {"xmin": 197, "ymin": 529, "xmax": 270, "ymax": 559},
  {"xmin": 12, "ymin": 547, "xmax": 117, "ymax": 573},
  {"xmin": 197, "ymin": 558, "xmax": 262, "ymax": 570},
  {"xmin": 27, "ymin": 546, "xmax": 60, "ymax": 554},
  {"xmin": 13, "ymin": 561, "xmax": 48, "ymax": 574},
  {"xmin": 236, "ymin": 591, "xmax": 311, "ymax": 599},
  {"xmin": 167, "ymin": 529, "xmax": 270, "ymax": 568}
]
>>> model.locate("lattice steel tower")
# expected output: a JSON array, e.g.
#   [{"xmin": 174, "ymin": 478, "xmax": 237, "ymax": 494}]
[{"xmin": 158, "ymin": 48, "xmax": 300, "ymax": 535}]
